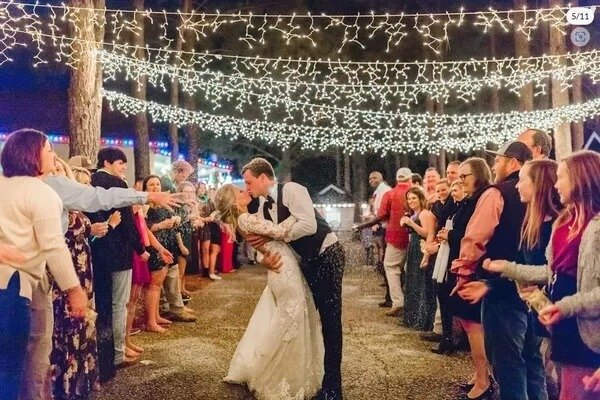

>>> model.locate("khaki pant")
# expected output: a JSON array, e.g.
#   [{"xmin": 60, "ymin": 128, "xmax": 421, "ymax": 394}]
[
  {"xmin": 383, "ymin": 245, "xmax": 407, "ymax": 309},
  {"xmin": 18, "ymin": 275, "xmax": 53, "ymax": 400}
]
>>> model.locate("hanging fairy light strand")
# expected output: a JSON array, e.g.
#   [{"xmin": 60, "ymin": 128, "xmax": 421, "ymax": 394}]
[
  {"xmin": 103, "ymin": 89, "xmax": 600, "ymax": 155},
  {"xmin": 100, "ymin": 49, "xmax": 600, "ymax": 115},
  {"xmin": 0, "ymin": 1, "xmax": 586, "ymax": 62}
]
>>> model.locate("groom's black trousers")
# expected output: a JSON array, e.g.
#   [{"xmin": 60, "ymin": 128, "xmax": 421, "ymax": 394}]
[{"xmin": 301, "ymin": 242, "xmax": 345, "ymax": 393}]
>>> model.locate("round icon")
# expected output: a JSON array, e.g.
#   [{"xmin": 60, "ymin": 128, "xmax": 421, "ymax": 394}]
[{"xmin": 571, "ymin": 27, "xmax": 591, "ymax": 47}]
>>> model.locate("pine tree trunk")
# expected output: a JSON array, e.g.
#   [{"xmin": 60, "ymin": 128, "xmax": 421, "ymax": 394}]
[
  {"xmin": 436, "ymin": 101, "xmax": 446, "ymax": 173},
  {"xmin": 131, "ymin": 0, "xmax": 150, "ymax": 179},
  {"xmin": 352, "ymin": 153, "xmax": 367, "ymax": 202},
  {"xmin": 426, "ymin": 96, "xmax": 438, "ymax": 168},
  {"xmin": 514, "ymin": 0, "xmax": 534, "ymax": 111},
  {"xmin": 182, "ymin": 2, "xmax": 199, "ymax": 178},
  {"xmin": 343, "ymin": 153, "xmax": 351, "ymax": 193},
  {"xmin": 485, "ymin": 28, "xmax": 500, "ymax": 160},
  {"xmin": 67, "ymin": 0, "xmax": 105, "ymax": 163},
  {"xmin": 168, "ymin": 0, "xmax": 192, "ymax": 161},
  {"xmin": 335, "ymin": 148, "xmax": 342, "ymax": 188},
  {"xmin": 549, "ymin": 0, "xmax": 572, "ymax": 159}
]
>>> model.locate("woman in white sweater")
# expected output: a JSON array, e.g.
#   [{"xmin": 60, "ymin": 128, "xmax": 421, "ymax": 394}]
[{"xmin": 0, "ymin": 129, "xmax": 88, "ymax": 400}]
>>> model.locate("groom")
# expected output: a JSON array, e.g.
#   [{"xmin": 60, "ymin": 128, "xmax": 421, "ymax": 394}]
[{"xmin": 243, "ymin": 158, "xmax": 345, "ymax": 400}]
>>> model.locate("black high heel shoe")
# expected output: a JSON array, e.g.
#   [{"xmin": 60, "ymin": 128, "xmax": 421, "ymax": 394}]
[
  {"xmin": 430, "ymin": 338, "xmax": 455, "ymax": 355},
  {"xmin": 459, "ymin": 383, "xmax": 494, "ymax": 400}
]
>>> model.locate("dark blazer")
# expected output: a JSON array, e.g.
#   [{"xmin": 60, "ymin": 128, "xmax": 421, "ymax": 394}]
[{"xmin": 86, "ymin": 170, "xmax": 144, "ymax": 273}]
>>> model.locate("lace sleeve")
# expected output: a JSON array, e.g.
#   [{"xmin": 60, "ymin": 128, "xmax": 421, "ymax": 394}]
[{"xmin": 238, "ymin": 214, "xmax": 298, "ymax": 240}]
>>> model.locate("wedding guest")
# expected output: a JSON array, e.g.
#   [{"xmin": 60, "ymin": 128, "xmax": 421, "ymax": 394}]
[
  {"xmin": 0, "ymin": 129, "xmax": 87, "ymax": 400},
  {"xmin": 176, "ymin": 182, "xmax": 202, "ymax": 297},
  {"xmin": 446, "ymin": 160, "xmax": 461, "ymax": 183},
  {"xmin": 517, "ymin": 128, "xmax": 553, "ymax": 160},
  {"xmin": 353, "ymin": 168, "xmax": 412, "ymax": 317},
  {"xmin": 369, "ymin": 171, "xmax": 392, "ymax": 306},
  {"xmin": 424, "ymin": 167, "xmax": 441, "ymax": 202},
  {"xmin": 71, "ymin": 167, "xmax": 92, "ymax": 186},
  {"xmin": 439, "ymin": 157, "xmax": 493, "ymax": 399},
  {"xmin": 49, "ymin": 159, "xmax": 117, "ymax": 400},
  {"xmin": 427, "ymin": 180, "xmax": 466, "ymax": 355},
  {"xmin": 144, "ymin": 176, "xmax": 196, "ymax": 330},
  {"xmin": 400, "ymin": 188, "xmax": 437, "ymax": 331},
  {"xmin": 22, "ymin": 155, "xmax": 181, "ymax": 394},
  {"xmin": 412, "ymin": 173, "xmax": 423, "ymax": 189},
  {"xmin": 207, "ymin": 188, "xmax": 223, "ymax": 281},
  {"xmin": 220, "ymin": 224, "xmax": 236, "ymax": 274},
  {"xmin": 430, "ymin": 179, "xmax": 451, "ymax": 225},
  {"xmin": 485, "ymin": 150, "xmax": 600, "ymax": 400},
  {"xmin": 87, "ymin": 147, "xmax": 149, "ymax": 371},
  {"xmin": 160, "ymin": 161, "xmax": 198, "ymax": 309},
  {"xmin": 454, "ymin": 141, "xmax": 533, "ymax": 399}
]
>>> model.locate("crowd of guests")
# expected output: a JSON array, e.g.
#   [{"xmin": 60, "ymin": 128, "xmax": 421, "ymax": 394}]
[
  {"xmin": 356, "ymin": 128, "xmax": 600, "ymax": 400},
  {"xmin": 0, "ymin": 129, "xmax": 240, "ymax": 400}
]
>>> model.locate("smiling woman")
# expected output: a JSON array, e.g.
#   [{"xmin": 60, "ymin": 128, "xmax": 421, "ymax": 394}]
[{"xmin": 0, "ymin": 129, "xmax": 87, "ymax": 400}]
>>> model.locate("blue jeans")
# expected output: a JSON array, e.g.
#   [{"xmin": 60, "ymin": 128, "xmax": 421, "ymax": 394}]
[
  {"xmin": 0, "ymin": 271, "xmax": 31, "ymax": 400},
  {"xmin": 482, "ymin": 296, "xmax": 548, "ymax": 400},
  {"xmin": 112, "ymin": 269, "xmax": 132, "ymax": 364}
]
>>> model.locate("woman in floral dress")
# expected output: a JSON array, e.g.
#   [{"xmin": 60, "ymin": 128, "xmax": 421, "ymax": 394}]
[{"xmin": 49, "ymin": 210, "xmax": 99, "ymax": 400}]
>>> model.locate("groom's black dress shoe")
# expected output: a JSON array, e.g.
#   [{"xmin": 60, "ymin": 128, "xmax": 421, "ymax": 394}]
[{"xmin": 314, "ymin": 389, "xmax": 342, "ymax": 400}]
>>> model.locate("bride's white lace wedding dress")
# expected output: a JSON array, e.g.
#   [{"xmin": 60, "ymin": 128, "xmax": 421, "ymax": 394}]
[{"xmin": 224, "ymin": 213, "xmax": 324, "ymax": 400}]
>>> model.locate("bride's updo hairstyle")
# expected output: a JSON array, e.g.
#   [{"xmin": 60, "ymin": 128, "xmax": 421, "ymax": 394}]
[{"xmin": 214, "ymin": 184, "xmax": 242, "ymax": 235}]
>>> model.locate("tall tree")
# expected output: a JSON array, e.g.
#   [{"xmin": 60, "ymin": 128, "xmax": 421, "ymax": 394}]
[
  {"xmin": 343, "ymin": 153, "xmax": 351, "ymax": 193},
  {"xmin": 513, "ymin": 0, "xmax": 534, "ymax": 111},
  {"xmin": 549, "ymin": 0, "xmax": 572, "ymax": 158},
  {"xmin": 168, "ymin": 0, "xmax": 193, "ymax": 161},
  {"xmin": 68, "ymin": 0, "xmax": 105, "ymax": 162},
  {"xmin": 335, "ymin": 148, "xmax": 342, "ymax": 188},
  {"xmin": 351, "ymin": 153, "xmax": 367, "ymax": 202},
  {"xmin": 181, "ymin": 1, "xmax": 199, "ymax": 177},
  {"xmin": 131, "ymin": 0, "xmax": 150, "ymax": 178}
]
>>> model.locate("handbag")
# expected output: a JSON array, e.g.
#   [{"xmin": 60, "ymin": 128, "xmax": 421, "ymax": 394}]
[{"xmin": 432, "ymin": 219, "xmax": 452, "ymax": 283}]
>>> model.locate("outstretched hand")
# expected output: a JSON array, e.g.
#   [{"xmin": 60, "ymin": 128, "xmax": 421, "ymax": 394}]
[{"xmin": 147, "ymin": 191, "xmax": 184, "ymax": 212}]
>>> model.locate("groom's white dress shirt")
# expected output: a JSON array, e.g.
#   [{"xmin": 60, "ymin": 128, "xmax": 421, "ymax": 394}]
[{"xmin": 258, "ymin": 182, "xmax": 338, "ymax": 255}]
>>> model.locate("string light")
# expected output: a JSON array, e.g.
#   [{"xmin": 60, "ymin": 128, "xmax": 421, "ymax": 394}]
[
  {"xmin": 0, "ymin": 1, "xmax": 583, "ymax": 65},
  {"xmin": 100, "ymin": 49, "xmax": 600, "ymax": 117},
  {"xmin": 103, "ymin": 89, "xmax": 600, "ymax": 155}
]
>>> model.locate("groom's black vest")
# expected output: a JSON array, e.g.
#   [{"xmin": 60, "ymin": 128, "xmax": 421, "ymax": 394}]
[{"xmin": 249, "ymin": 183, "xmax": 333, "ymax": 261}]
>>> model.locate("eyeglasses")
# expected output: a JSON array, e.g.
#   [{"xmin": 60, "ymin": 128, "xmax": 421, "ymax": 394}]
[{"xmin": 459, "ymin": 173, "xmax": 474, "ymax": 181}]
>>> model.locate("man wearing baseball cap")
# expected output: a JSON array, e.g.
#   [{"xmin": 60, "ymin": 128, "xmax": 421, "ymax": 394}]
[
  {"xmin": 451, "ymin": 139, "xmax": 540, "ymax": 399},
  {"xmin": 355, "ymin": 167, "xmax": 412, "ymax": 317}
]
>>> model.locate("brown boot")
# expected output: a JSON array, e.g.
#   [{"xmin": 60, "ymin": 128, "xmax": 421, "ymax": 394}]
[{"xmin": 169, "ymin": 311, "xmax": 197, "ymax": 322}]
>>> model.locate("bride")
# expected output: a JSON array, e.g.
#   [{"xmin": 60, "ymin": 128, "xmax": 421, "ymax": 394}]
[{"xmin": 214, "ymin": 184, "xmax": 324, "ymax": 400}]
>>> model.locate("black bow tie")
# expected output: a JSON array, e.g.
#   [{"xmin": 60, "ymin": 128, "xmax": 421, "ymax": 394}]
[
  {"xmin": 264, "ymin": 195, "xmax": 275, "ymax": 210},
  {"xmin": 263, "ymin": 195, "xmax": 275, "ymax": 221}
]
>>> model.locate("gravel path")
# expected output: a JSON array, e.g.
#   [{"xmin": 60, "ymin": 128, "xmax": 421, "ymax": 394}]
[{"xmin": 93, "ymin": 260, "xmax": 473, "ymax": 400}]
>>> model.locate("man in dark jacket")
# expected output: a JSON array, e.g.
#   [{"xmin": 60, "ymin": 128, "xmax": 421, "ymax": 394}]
[{"xmin": 87, "ymin": 147, "xmax": 149, "ymax": 370}]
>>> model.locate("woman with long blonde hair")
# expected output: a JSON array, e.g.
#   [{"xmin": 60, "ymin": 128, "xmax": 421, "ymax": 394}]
[{"xmin": 215, "ymin": 184, "xmax": 325, "ymax": 400}]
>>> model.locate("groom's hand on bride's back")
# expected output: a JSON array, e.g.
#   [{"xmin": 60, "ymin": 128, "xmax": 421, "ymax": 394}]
[
  {"xmin": 247, "ymin": 233, "xmax": 272, "ymax": 248},
  {"xmin": 261, "ymin": 250, "xmax": 283, "ymax": 273}
]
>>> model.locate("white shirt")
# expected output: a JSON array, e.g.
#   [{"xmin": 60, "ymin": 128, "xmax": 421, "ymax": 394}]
[
  {"xmin": 258, "ymin": 182, "xmax": 338, "ymax": 254},
  {"xmin": 0, "ymin": 176, "xmax": 80, "ymax": 300},
  {"xmin": 373, "ymin": 181, "xmax": 391, "ymax": 227}
]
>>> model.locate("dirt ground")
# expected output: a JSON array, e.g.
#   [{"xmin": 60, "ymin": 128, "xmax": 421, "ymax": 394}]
[{"xmin": 94, "ymin": 251, "xmax": 474, "ymax": 400}]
